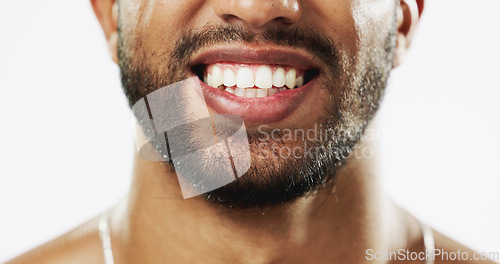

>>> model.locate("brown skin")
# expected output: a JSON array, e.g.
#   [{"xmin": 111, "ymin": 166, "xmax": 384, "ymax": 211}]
[{"xmin": 6, "ymin": 0, "xmax": 497, "ymax": 263}]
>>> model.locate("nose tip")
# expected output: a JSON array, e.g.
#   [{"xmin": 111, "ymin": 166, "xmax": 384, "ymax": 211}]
[{"xmin": 213, "ymin": 0, "xmax": 302, "ymax": 29}]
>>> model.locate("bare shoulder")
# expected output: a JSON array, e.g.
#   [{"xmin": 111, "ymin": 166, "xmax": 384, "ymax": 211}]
[
  {"xmin": 5, "ymin": 216, "xmax": 105, "ymax": 264},
  {"xmin": 433, "ymin": 229, "xmax": 499, "ymax": 264}
]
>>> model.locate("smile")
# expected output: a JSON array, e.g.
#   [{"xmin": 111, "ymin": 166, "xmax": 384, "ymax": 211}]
[
  {"xmin": 190, "ymin": 46, "xmax": 321, "ymax": 123},
  {"xmin": 200, "ymin": 63, "xmax": 316, "ymax": 98}
]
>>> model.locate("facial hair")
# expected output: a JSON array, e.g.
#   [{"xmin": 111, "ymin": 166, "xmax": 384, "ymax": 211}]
[{"xmin": 118, "ymin": 20, "xmax": 396, "ymax": 208}]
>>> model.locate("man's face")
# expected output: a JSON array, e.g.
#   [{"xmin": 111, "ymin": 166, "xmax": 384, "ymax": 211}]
[{"xmin": 118, "ymin": 0, "xmax": 397, "ymax": 208}]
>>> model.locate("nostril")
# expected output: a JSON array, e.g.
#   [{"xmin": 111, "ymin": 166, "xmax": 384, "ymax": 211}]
[
  {"xmin": 221, "ymin": 13, "xmax": 269, "ymax": 28},
  {"xmin": 221, "ymin": 14, "xmax": 240, "ymax": 24},
  {"xmin": 275, "ymin": 17, "xmax": 291, "ymax": 24},
  {"xmin": 213, "ymin": 0, "xmax": 302, "ymax": 29}
]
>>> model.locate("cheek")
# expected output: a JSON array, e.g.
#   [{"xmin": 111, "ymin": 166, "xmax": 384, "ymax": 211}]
[
  {"xmin": 302, "ymin": 0, "xmax": 360, "ymax": 58},
  {"xmin": 305, "ymin": 0, "xmax": 396, "ymax": 60},
  {"xmin": 351, "ymin": 0, "xmax": 396, "ymax": 44},
  {"xmin": 121, "ymin": 0, "xmax": 210, "ymax": 57}
]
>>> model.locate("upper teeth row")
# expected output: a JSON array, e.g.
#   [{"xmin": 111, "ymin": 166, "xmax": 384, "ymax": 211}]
[{"xmin": 203, "ymin": 64, "xmax": 305, "ymax": 90}]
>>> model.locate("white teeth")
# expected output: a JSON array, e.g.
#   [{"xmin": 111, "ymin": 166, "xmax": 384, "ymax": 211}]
[
  {"xmin": 245, "ymin": 89, "xmax": 257, "ymax": 98},
  {"xmin": 211, "ymin": 65, "xmax": 223, "ymax": 88},
  {"xmin": 205, "ymin": 64, "xmax": 309, "ymax": 98},
  {"xmin": 255, "ymin": 66, "xmax": 273, "ymax": 89},
  {"xmin": 296, "ymin": 75, "xmax": 304, "ymax": 88},
  {"xmin": 207, "ymin": 73, "xmax": 213, "ymax": 87},
  {"xmin": 236, "ymin": 67, "xmax": 254, "ymax": 88},
  {"xmin": 226, "ymin": 88, "xmax": 278, "ymax": 98},
  {"xmin": 225, "ymin": 87, "xmax": 235, "ymax": 94},
  {"xmin": 234, "ymin": 88, "xmax": 245, "ymax": 97},
  {"xmin": 285, "ymin": 69, "xmax": 296, "ymax": 89},
  {"xmin": 256, "ymin": 89, "xmax": 268, "ymax": 98},
  {"xmin": 223, "ymin": 68, "xmax": 236, "ymax": 87},
  {"xmin": 273, "ymin": 67, "xmax": 286, "ymax": 87}
]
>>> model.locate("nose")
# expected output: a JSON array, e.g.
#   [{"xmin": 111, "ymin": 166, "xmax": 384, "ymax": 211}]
[{"xmin": 213, "ymin": 0, "xmax": 302, "ymax": 29}]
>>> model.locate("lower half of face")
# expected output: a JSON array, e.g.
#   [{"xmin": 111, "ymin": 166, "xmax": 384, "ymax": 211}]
[{"xmin": 118, "ymin": 0, "xmax": 397, "ymax": 208}]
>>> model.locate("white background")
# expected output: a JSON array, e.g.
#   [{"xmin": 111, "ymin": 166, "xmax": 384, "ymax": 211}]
[{"xmin": 0, "ymin": 0, "xmax": 499, "ymax": 261}]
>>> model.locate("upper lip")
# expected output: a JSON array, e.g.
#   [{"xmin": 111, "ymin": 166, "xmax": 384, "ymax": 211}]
[{"xmin": 189, "ymin": 45, "xmax": 322, "ymax": 71}]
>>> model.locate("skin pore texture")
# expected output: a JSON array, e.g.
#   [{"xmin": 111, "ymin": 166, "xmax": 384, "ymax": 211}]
[
  {"xmin": 120, "ymin": 21, "xmax": 394, "ymax": 208},
  {"xmin": 6, "ymin": 0, "xmax": 497, "ymax": 264}
]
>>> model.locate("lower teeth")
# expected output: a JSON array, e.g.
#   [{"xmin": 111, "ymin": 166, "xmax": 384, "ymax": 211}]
[{"xmin": 223, "ymin": 87, "xmax": 286, "ymax": 98}]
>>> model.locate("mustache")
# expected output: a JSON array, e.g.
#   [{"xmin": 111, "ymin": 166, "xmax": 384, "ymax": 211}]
[
  {"xmin": 170, "ymin": 24, "xmax": 341, "ymax": 72},
  {"xmin": 118, "ymin": 24, "xmax": 342, "ymax": 107}
]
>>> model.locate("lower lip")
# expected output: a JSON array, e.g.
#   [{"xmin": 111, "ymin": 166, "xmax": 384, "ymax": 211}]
[{"xmin": 196, "ymin": 76, "xmax": 316, "ymax": 124}]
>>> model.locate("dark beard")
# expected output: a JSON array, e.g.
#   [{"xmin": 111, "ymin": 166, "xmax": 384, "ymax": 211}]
[{"xmin": 118, "ymin": 22, "xmax": 396, "ymax": 209}]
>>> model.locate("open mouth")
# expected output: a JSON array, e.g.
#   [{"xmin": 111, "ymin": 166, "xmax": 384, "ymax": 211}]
[
  {"xmin": 188, "ymin": 47, "xmax": 322, "ymax": 123},
  {"xmin": 192, "ymin": 63, "xmax": 318, "ymax": 98}
]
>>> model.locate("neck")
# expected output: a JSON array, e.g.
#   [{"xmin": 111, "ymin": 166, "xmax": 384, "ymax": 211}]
[{"xmin": 110, "ymin": 123, "xmax": 423, "ymax": 264}]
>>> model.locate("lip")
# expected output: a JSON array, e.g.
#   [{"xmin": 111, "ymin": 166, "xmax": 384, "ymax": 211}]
[
  {"xmin": 190, "ymin": 45, "xmax": 322, "ymax": 70},
  {"xmin": 195, "ymin": 77, "xmax": 316, "ymax": 124},
  {"xmin": 190, "ymin": 45, "xmax": 321, "ymax": 124}
]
